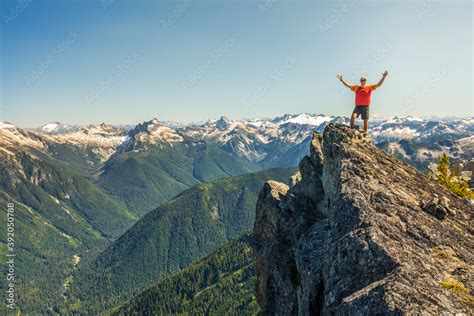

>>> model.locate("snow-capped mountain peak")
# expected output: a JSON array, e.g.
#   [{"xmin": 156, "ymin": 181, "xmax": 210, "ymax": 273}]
[
  {"xmin": 38, "ymin": 122, "xmax": 79, "ymax": 134},
  {"xmin": 118, "ymin": 118, "xmax": 184, "ymax": 152}
]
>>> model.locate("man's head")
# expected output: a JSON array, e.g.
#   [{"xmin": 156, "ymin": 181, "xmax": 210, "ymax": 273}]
[{"xmin": 360, "ymin": 76, "xmax": 367, "ymax": 86}]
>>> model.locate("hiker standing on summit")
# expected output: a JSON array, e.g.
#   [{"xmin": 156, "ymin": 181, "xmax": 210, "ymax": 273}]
[{"xmin": 337, "ymin": 71, "xmax": 388, "ymax": 132}]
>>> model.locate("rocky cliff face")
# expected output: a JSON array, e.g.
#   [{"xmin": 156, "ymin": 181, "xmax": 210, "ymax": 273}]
[{"xmin": 253, "ymin": 124, "xmax": 473, "ymax": 315}]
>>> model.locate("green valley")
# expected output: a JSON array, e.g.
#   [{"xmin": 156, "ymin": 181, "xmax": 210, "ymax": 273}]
[{"xmin": 67, "ymin": 168, "xmax": 293, "ymax": 313}]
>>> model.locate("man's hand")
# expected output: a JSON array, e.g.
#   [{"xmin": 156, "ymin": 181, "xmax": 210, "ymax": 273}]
[
  {"xmin": 377, "ymin": 70, "xmax": 388, "ymax": 87},
  {"xmin": 337, "ymin": 74, "xmax": 352, "ymax": 89}
]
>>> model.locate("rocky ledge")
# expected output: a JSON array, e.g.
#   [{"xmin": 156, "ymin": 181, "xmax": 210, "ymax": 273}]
[{"xmin": 253, "ymin": 123, "xmax": 473, "ymax": 315}]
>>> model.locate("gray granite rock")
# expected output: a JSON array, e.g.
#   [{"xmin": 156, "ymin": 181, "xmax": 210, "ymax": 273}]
[{"xmin": 253, "ymin": 123, "xmax": 474, "ymax": 315}]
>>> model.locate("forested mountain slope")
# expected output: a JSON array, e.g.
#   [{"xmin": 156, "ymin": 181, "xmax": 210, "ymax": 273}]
[
  {"xmin": 113, "ymin": 232, "xmax": 257, "ymax": 316},
  {"xmin": 68, "ymin": 168, "xmax": 293, "ymax": 313}
]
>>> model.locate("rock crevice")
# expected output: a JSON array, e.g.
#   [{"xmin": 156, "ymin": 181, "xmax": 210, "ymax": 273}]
[{"xmin": 253, "ymin": 124, "xmax": 473, "ymax": 315}]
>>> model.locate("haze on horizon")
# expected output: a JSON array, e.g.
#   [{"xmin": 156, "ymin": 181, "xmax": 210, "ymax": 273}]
[{"xmin": 1, "ymin": 0, "xmax": 472, "ymax": 127}]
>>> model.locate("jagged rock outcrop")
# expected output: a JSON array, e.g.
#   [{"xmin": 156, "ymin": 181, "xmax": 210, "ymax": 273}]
[{"xmin": 253, "ymin": 124, "xmax": 473, "ymax": 315}]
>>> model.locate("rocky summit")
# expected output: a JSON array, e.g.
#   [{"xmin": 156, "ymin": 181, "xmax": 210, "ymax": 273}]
[{"xmin": 253, "ymin": 123, "xmax": 473, "ymax": 315}]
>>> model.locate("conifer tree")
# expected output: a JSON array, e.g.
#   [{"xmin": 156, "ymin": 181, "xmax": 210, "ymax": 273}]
[{"xmin": 436, "ymin": 154, "xmax": 473, "ymax": 198}]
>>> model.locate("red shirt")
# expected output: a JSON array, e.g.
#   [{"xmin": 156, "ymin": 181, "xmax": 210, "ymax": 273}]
[{"xmin": 351, "ymin": 85, "xmax": 377, "ymax": 106}]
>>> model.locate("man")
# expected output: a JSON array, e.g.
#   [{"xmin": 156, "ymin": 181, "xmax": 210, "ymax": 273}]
[{"xmin": 337, "ymin": 71, "xmax": 388, "ymax": 132}]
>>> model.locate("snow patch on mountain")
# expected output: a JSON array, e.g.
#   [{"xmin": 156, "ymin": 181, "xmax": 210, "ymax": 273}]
[
  {"xmin": 371, "ymin": 126, "xmax": 420, "ymax": 139},
  {"xmin": 0, "ymin": 122, "xmax": 16, "ymax": 129},
  {"xmin": 279, "ymin": 113, "xmax": 332, "ymax": 126},
  {"xmin": 42, "ymin": 123, "xmax": 59, "ymax": 133},
  {"xmin": 138, "ymin": 125, "xmax": 183, "ymax": 143}
]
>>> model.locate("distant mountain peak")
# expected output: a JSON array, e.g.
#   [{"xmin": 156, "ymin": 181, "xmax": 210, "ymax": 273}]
[
  {"xmin": 39, "ymin": 122, "xmax": 78, "ymax": 134},
  {"xmin": 215, "ymin": 116, "xmax": 231, "ymax": 130},
  {"xmin": 148, "ymin": 117, "xmax": 160, "ymax": 125},
  {"xmin": 119, "ymin": 118, "xmax": 183, "ymax": 152}
]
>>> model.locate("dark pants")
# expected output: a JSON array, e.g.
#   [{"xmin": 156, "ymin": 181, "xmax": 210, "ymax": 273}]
[{"xmin": 352, "ymin": 105, "xmax": 369, "ymax": 120}]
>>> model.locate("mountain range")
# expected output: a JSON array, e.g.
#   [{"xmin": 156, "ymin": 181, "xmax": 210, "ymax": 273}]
[{"xmin": 7, "ymin": 113, "xmax": 473, "ymax": 171}]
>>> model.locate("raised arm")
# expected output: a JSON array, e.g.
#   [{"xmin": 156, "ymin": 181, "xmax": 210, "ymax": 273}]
[
  {"xmin": 376, "ymin": 70, "xmax": 388, "ymax": 87},
  {"xmin": 337, "ymin": 74, "xmax": 353, "ymax": 89}
]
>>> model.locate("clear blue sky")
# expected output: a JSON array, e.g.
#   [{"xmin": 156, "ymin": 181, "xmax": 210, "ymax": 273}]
[{"xmin": 1, "ymin": 0, "xmax": 472, "ymax": 127}]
